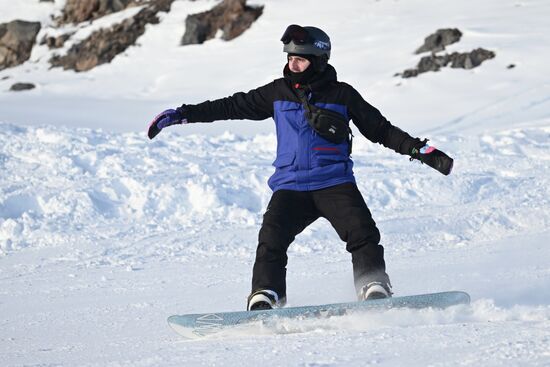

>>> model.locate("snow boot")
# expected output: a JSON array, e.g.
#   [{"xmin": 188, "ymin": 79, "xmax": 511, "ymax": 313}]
[
  {"xmin": 247, "ymin": 290, "xmax": 279, "ymax": 311},
  {"xmin": 359, "ymin": 281, "xmax": 392, "ymax": 300}
]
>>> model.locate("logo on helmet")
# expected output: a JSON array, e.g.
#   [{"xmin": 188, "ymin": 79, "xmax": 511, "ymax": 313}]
[{"xmin": 313, "ymin": 40, "xmax": 330, "ymax": 50}]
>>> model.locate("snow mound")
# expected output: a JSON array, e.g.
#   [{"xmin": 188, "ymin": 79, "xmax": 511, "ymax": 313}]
[{"xmin": 1, "ymin": 121, "xmax": 549, "ymax": 260}]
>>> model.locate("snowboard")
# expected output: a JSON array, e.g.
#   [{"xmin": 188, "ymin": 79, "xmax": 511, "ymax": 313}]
[{"xmin": 167, "ymin": 291, "xmax": 470, "ymax": 339}]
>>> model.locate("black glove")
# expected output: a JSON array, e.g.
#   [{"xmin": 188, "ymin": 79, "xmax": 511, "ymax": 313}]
[{"xmin": 410, "ymin": 139, "xmax": 454, "ymax": 175}]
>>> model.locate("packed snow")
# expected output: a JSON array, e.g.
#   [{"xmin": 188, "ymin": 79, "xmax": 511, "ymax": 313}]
[{"xmin": 1, "ymin": 0, "xmax": 550, "ymax": 366}]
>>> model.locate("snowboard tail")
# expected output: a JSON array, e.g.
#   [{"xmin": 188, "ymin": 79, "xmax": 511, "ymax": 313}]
[{"xmin": 168, "ymin": 291, "xmax": 470, "ymax": 339}]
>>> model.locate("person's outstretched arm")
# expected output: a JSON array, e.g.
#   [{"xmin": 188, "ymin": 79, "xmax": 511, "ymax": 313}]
[
  {"xmin": 147, "ymin": 82, "xmax": 276, "ymax": 139},
  {"xmin": 347, "ymin": 86, "xmax": 453, "ymax": 175}
]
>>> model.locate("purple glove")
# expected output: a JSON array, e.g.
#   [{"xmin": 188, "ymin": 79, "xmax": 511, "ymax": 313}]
[{"xmin": 147, "ymin": 109, "xmax": 187, "ymax": 139}]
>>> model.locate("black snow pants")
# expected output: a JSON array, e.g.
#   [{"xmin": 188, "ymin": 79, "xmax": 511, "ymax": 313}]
[{"xmin": 251, "ymin": 182, "xmax": 389, "ymax": 301}]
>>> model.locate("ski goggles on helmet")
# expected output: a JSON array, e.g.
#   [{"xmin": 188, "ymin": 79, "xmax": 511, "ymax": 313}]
[{"xmin": 280, "ymin": 24, "xmax": 312, "ymax": 45}]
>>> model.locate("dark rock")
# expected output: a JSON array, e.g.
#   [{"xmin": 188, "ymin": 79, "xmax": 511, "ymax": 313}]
[
  {"xmin": 507, "ymin": 64, "xmax": 516, "ymax": 69},
  {"xmin": 448, "ymin": 48, "xmax": 495, "ymax": 69},
  {"xmin": 181, "ymin": 0, "xmax": 263, "ymax": 45},
  {"xmin": 417, "ymin": 53, "xmax": 449, "ymax": 72},
  {"xmin": 41, "ymin": 33, "xmax": 73, "ymax": 49},
  {"xmin": 10, "ymin": 82, "xmax": 35, "ymax": 91},
  {"xmin": 415, "ymin": 28, "xmax": 462, "ymax": 54},
  {"xmin": 58, "ymin": 0, "xmax": 138, "ymax": 25},
  {"xmin": 400, "ymin": 69, "xmax": 418, "ymax": 78},
  {"xmin": 50, "ymin": 0, "xmax": 174, "ymax": 72},
  {"xmin": 0, "ymin": 20, "xmax": 41, "ymax": 71},
  {"xmin": 401, "ymin": 48, "xmax": 495, "ymax": 78}
]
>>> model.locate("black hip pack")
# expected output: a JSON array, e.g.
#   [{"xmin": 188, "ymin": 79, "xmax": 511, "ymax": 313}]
[{"xmin": 296, "ymin": 88, "xmax": 353, "ymax": 151}]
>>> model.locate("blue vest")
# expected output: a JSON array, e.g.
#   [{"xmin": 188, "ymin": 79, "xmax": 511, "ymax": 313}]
[{"xmin": 268, "ymin": 100, "xmax": 355, "ymax": 192}]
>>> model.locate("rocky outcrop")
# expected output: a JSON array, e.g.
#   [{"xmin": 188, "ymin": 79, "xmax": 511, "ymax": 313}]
[
  {"xmin": 0, "ymin": 20, "xmax": 41, "ymax": 71},
  {"xmin": 398, "ymin": 28, "xmax": 495, "ymax": 78},
  {"xmin": 50, "ymin": 0, "xmax": 174, "ymax": 72},
  {"xmin": 181, "ymin": 0, "xmax": 263, "ymax": 45},
  {"xmin": 401, "ymin": 48, "xmax": 496, "ymax": 78},
  {"xmin": 447, "ymin": 48, "xmax": 496, "ymax": 69},
  {"xmin": 58, "ymin": 0, "xmax": 138, "ymax": 24},
  {"xmin": 415, "ymin": 28, "xmax": 462, "ymax": 54}
]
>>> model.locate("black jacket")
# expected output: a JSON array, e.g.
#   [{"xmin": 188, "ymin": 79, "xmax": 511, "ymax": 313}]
[
  {"xmin": 180, "ymin": 65, "xmax": 422, "ymax": 191},
  {"xmin": 182, "ymin": 64, "xmax": 421, "ymax": 155}
]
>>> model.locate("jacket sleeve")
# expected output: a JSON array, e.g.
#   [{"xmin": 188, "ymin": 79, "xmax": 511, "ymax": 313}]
[
  {"xmin": 347, "ymin": 86, "xmax": 422, "ymax": 155},
  {"xmin": 180, "ymin": 81, "xmax": 276, "ymax": 123}
]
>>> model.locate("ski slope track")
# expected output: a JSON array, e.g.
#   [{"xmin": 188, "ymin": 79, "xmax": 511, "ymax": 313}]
[{"xmin": 1, "ymin": 0, "xmax": 550, "ymax": 366}]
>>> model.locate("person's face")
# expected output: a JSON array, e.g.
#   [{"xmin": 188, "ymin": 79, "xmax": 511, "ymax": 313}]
[{"xmin": 288, "ymin": 55, "xmax": 311, "ymax": 73}]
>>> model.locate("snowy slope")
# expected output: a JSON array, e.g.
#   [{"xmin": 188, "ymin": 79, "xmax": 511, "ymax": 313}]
[
  {"xmin": 1, "ymin": 0, "xmax": 549, "ymax": 136},
  {"xmin": 1, "ymin": 0, "xmax": 550, "ymax": 366}
]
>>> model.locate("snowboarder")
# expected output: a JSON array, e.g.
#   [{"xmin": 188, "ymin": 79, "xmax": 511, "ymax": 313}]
[{"xmin": 147, "ymin": 24, "xmax": 454, "ymax": 311}]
